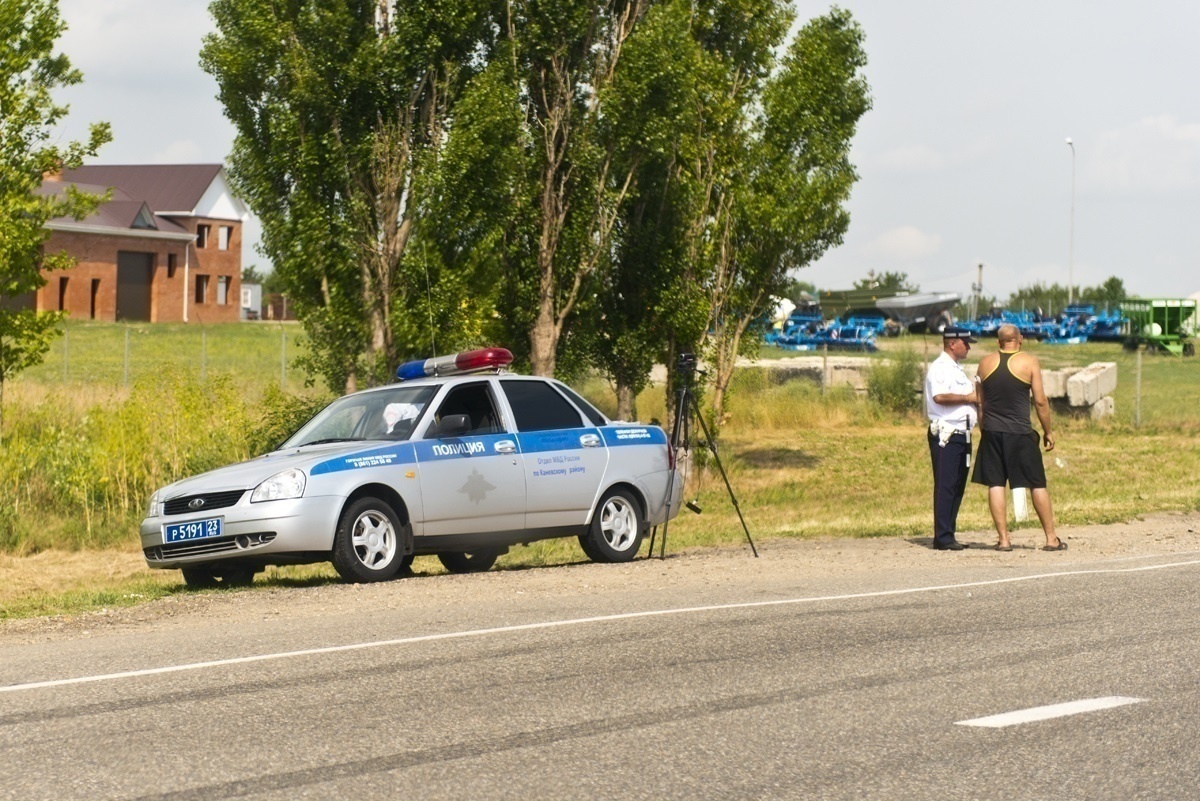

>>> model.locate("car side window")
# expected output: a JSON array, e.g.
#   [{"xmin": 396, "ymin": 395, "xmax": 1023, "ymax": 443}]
[
  {"xmin": 431, "ymin": 382, "xmax": 504, "ymax": 435},
  {"xmin": 500, "ymin": 380, "xmax": 585, "ymax": 432}
]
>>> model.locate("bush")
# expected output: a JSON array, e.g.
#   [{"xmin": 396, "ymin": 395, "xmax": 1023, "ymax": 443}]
[
  {"xmin": 0, "ymin": 372, "xmax": 327, "ymax": 553},
  {"xmin": 867, "ymin": 348, "xmax": 924, "ymax": 415},
  {"xmin": 247, "ymin": 387, "xmax": 332, "ymax": 456}
]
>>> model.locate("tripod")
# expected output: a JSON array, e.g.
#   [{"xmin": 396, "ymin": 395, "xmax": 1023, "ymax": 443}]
[{"xmin": 648, "ymin": 357, "xmax": 757, "ymax": 559}]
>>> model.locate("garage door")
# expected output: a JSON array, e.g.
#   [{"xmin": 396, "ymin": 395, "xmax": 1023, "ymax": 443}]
[{"xmin": 116, "ymin": 251, "xmax": 153, "ymax": 321}]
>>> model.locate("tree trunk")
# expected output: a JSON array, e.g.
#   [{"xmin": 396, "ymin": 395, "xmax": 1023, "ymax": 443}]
[
  {"xmin": 529, "ymin": 302, "xmax": 558, "ymax": 376},
  {"xmin": 615, "ymin": 382, "xmax": 637, "ymax": 421}
]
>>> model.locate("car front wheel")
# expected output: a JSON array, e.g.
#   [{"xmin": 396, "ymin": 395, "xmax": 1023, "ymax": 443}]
[
  {"xmin": 581, "ymin": 488, "xmax": 644, "ymax": 563},
  {"xmin": 332, "ymin": 497, "xmax": 407, "ymax": 583}
]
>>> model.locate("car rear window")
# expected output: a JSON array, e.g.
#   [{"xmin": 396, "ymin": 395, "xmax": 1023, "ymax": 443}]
[
  {"xmin": 500, "ymin": 380, "xmax": 585, "ymax": 432},
  {"xmin": 556, "ymin": 384, "xmax": 608, "ymax": 426}
]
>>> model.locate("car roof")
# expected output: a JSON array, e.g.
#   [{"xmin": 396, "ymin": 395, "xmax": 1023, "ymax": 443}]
[{"xmin": 345, "ymin": 371, "xmax": 552, "ymax": 398}]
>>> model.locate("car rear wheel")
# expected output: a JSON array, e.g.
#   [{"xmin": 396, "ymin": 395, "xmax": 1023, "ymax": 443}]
[
  {"xmin": 581, "ymin": 488, "xmax": 644, "ymax": 563},
  {"xmin": 437, "ymin": 550, "xmax": 500, "ymax": 574},
  {"xmin": 332, "ymin": 497, "xmax": 407, "ymax": 583}
]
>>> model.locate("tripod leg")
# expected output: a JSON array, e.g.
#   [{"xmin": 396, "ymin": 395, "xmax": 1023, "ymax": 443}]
[
  {"xmin": 652, "ymin": 386, "xmax": 691, "ymax": 560},
  {"xmin": 692, "ymin": 408, "xmax": 758, "ymax": 557}
]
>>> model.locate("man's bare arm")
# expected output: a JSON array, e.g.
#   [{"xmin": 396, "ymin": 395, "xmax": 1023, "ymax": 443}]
[{"xmin": 1028, "ymin": 356, "xmax": 1055, "ymax": 451}]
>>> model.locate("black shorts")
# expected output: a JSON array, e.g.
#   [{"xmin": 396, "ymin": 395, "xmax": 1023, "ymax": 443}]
[{"xmin": 971, "ymin": 430, "xmax": 1047, "ymax": 489}]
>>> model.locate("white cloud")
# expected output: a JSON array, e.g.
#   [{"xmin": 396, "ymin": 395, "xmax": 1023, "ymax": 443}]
[
  {"xmin": 1088, "ymin": 115, "xmax": 1200, "ymax": 193},
  {"xmin": 58, "ymin": 0, "xmax": 212, "ymax": 83},
  {"xmin": 869, "ymin": 138, "xmax": 997, "ymax": 174},
  {"xmin": 865, "ymin": 226, "xmax": 943, "ymax": 261}
]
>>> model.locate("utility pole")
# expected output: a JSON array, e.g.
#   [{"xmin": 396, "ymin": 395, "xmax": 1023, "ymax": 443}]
[
  {"xmin": 971, "ymin": 263, "xmax": 983, "ymax": 320},
  {"xmin": 1066, "ymin": 137, "xmax": 1076, "ymax": 305}
]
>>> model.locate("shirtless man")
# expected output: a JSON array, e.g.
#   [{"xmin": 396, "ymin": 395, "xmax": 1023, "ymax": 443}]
[{"xmin": 971, "ymin": 324, "xmax": 1065, "ymax": 551}]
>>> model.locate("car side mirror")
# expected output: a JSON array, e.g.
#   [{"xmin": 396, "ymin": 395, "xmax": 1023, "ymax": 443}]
[{"xmin": 428, "ymin": 413, "xmax": 471, "ymax": 438}]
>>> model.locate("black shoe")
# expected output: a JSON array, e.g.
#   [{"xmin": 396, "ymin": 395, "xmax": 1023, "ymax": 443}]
[{"xmin": 935, "ymin": 541, "xmax": 966, "ymax": 551}]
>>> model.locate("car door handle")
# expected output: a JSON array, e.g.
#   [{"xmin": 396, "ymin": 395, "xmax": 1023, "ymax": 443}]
[
  {"xmin": 494, "ymin": 440, "xmax": 517, "ymax": 454},
  {"xmin": 580, "ymin": 434, "xmax": 602, "ymax": 448}
]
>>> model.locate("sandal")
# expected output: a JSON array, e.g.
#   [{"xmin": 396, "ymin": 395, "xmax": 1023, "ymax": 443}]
[
  {"xmin": 994, "ymin": 543, "xmax": 1013, "ymax": 552},
  {"xmin": 1042, "ymin": 539, "xmax": 1068, "ymax": 551}
]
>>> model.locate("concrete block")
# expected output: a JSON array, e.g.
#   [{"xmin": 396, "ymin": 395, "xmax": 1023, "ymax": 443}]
[
  {"xmin": 1090, "ymin": 395, "xmax": 1115, "ymax": 420},
  {"xmin": 1066, "ymin": 362, "xmax": 1118, "ymax": 407},
  {"xmin": 1041, "ymin": 367, "xmax": 1081, "ymax": 399},
  {"xmin": 828, "ymin": 365, "xmax": 867, "ymax": 391}
]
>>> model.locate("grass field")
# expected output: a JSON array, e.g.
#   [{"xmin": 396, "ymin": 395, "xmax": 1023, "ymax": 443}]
[
  {"xmin": 20, "ymin": 319, "xmax": 311, "ymax": 395},
  {"xmin": 2, "ymin": 323, "xmax": 1198, "ymax": 619}
]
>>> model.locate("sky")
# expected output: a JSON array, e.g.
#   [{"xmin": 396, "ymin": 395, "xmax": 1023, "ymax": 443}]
[{"xmin": 51, "ymin": 0, "xmax": 1200, "ymax": 305}]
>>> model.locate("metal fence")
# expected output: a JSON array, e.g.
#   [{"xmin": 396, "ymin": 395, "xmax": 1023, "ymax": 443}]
[{"xmin": 28, "ymin": 321, "xmax": 308, "ymax": 394}]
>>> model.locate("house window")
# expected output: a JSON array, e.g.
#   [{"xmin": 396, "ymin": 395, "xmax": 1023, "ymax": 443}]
[
  {"xmin": 90, "ymin": 279, "xmax": 100, "ymax": 319},
  {"xmin": 218, "ymin": 226, "xmax": 232, "ymax": 250},
  {"xmin": 59, "ymin": 277, "xmax": 69, "ymax": 311},
  {"xmin": 197, "ymin": 225, "xmax": 211, "ymax": 249},
  {"xmin": 217, "ymin": 276, "xmax": 229, "ymax": 305},
  {"xmin": 195, "ymin": 274, "xmax": 209, "ymax": 304},
  {"xmin": 167, "ymin": 253, "xmax": 177, "ymax": 278}
]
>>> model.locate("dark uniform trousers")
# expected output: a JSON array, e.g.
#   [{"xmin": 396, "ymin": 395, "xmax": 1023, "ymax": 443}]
[{"xmin": 928, "ymin": 429, "xmax": 969, "ymax": 548}]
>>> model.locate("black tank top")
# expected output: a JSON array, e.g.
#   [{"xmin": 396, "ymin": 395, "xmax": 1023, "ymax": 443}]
[{"xmin": 980, "ymin": 352, "xmax": 1032, "ymax": 433}]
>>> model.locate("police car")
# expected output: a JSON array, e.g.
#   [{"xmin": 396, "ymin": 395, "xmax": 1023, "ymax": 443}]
[{"xmin": 140, "ymin": 348, "xmax": 683, "ymax": 587}]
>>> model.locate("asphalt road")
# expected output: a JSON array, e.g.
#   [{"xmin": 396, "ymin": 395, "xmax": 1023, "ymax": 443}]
[{"xmin": 3, "ymin": 546, "xmax": 1200, "ymax": 800}]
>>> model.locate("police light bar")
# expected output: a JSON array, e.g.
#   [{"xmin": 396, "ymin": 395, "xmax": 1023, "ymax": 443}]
[{"xmin": 395, "ymin": 348, "xmax": 514, "ymax": 381}]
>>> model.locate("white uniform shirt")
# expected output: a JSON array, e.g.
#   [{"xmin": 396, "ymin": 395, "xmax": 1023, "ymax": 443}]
[{"xmin": 925, "ymin": 351, "xmax": 977, "ymax": 430}]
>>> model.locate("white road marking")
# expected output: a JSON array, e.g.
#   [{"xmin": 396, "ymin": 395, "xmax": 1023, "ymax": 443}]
[
  {"xmin": 3, "ymin": 556, "xmax": 1200, "ymax": 695},
  {"xmin": 956, "ymin": 696, "xmax": 1145, "ymax": 728}
]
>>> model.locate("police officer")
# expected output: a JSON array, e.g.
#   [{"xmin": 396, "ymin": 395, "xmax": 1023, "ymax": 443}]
[{"xmin": 925, "ymin": 326, "xmax": 979, "ymax": 550}]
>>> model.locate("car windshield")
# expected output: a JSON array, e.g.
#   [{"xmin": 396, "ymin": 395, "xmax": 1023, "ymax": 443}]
[{"xmin": 281, "ymin": 385, "xmax": 438, "ymax": 449}]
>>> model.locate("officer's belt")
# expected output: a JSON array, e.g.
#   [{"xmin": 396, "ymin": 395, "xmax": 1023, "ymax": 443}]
[{"xmin": 929, "ymin": 420, "xmax": 970, "ymax": 447}]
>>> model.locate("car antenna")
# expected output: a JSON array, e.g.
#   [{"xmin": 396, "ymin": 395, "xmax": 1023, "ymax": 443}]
[{"xmin": 423, "ymin": 242, "xmax": 437, "ymax": 358}]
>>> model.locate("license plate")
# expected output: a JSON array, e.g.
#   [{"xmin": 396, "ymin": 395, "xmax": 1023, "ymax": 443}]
[{"xmin": 164, "ymin": 518, "xmax": 223, "ymax": 543}]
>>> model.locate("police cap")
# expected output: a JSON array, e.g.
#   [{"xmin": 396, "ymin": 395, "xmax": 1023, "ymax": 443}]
[{"xmin": 941, "ymin": 326, "xmax": 977, "ymax": 343}]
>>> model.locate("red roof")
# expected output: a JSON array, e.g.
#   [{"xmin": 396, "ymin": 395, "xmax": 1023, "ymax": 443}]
[{"xmin": 57, "ymin": 164, "xmax": 224, "ymax": 214}]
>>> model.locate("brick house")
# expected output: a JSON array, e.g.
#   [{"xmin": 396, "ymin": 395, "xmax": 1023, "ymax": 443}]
[{"xmin": 31, "ymin": 164, "xmax": 248, "ymax": 323}]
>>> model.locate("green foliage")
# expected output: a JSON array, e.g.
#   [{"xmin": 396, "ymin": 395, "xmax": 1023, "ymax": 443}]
[
  {"xmin": 698, "ymin": 7, "xmax": 871, "ymax": 419},
  {"xmin": 0, "ymin": 0, "xmax": 111, "ymax": 420},
  {"xmin": 202, "ymin": 0, "xmax": 502, "ymax": 392},
  {"xmin": 866, "ymin": 347, "xmax": 924, "ymax": 414},
  {"xmin": 199, "ymin": 0, "xmax": 873, "ymax": 409},
  {"xmin": 853, "ymin": 271, "xmax": 917, "ymax": 293},
  {"xmin": 0, "ymin": 309, "xmax": 62, "ymax": 415},
  {"xmin": 1003, "ymin": 276, "xmax": 1127, "ymax": 314},
  {"xmin": 0, "ymin": 369, "xmax": 250, "ymax": 552},
  {"xmin": 247, "ymin": 387, "xmax": 333, "ymax": 455}
]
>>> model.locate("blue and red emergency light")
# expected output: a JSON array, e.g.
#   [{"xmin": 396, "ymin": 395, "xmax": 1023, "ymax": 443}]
[{"xmin": 395, "ymin": 348, "xmax": 514, "ymax": 381}]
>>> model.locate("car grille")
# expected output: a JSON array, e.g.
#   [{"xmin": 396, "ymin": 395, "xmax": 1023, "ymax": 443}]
[
  {"xmin": 144, "ymin": 533, "xmax": 277, "ymax": 561},
  {"xmin": 163, "ymin": 490, "xmax": 246, "ymax": 516}
]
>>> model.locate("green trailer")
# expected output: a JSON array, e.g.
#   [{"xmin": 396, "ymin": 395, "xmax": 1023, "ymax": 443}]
[{"xmin": 1119, "ymin": 297, "xmax": 1197, "ymax": 355}]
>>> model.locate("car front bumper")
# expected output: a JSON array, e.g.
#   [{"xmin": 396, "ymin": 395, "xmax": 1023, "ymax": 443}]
[{"xmin": 140, "ymin": 495, "xmax": 343, "ymax": 569}]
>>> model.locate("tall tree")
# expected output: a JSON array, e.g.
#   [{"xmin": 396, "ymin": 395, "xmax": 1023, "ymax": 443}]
[
  {"xmin": 589, "ymin": 0, "xmax": 706, "ymax": 419},
  {"xmin": 0, "ymin": 0, "xmax": 110, "ymax": 428},
  {"xmin": 693, "ymin": 6, "xmax": 871, "ymax": 420},
  {"xmin": 853, "ymin": 270, "xmax": 917, "ymax": 293},
  {"xmin": 202, "ymin": 0, "xmax": 500, "ymax": 392},
  {"xmin": 502, "ymin": 0, "xmax": 650, "ymax": 377}
]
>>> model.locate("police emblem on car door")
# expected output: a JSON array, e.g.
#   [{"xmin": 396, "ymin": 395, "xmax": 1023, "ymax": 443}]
[{"xmin": 414, "ymin": 381, "xmax": 526, "ymax": 536}]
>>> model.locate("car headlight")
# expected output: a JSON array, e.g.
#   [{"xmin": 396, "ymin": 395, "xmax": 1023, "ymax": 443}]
[
  {"xmin": 146, "ymin": 491, "xmax": 161, "ymax": 518},
  {"xmin": 251, "ymin": 468, "xmax": 306, "ymax": 502}
]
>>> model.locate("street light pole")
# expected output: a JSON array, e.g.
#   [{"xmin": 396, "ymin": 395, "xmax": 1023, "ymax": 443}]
[{"xmin": 1066, "ymin": 137, "xmax": 1076, "ymax": 305}]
